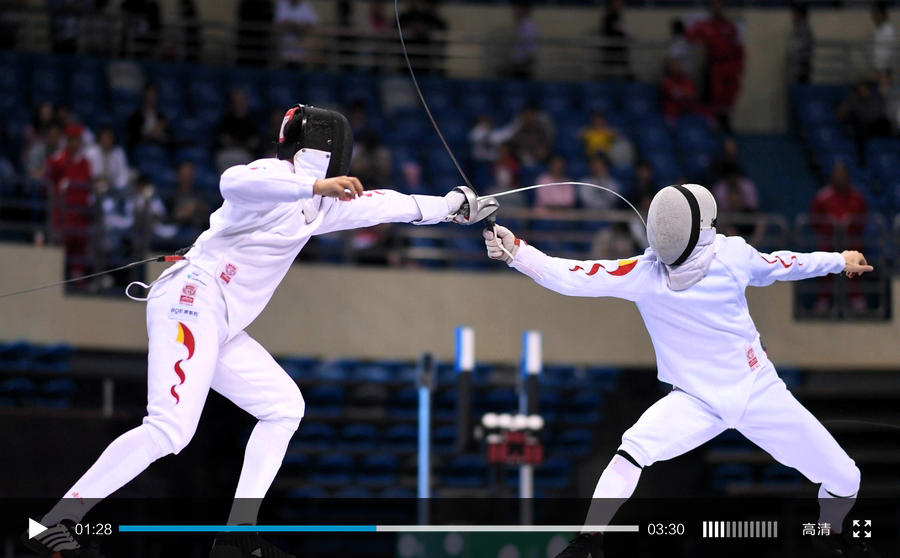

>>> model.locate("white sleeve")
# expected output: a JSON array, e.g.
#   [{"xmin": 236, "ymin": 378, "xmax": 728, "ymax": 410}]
[
  {"xmin": 747, "ymin": 244, "xmax": 845, "ymax": 287},
  {"xmin": 316, "ymin": 189, "xmax": 450, "ymax": 235},
  {"xmin": 219, "ymin": 161, "xmax": 314, "ymax": 211},
  {"xmin": 510, "ymin": 244, "xmax": 652, "ymax": 302}
]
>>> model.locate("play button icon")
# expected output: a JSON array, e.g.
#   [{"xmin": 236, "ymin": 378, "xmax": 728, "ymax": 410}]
[{"xmin": 28, "ymin": 518, "xmax": 48, "ymax": 539}]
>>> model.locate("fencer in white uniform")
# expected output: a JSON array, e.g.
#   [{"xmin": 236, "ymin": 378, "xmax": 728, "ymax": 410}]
[
  {"xmin": 484, "ymin": 184, "xmax": 875, "ymax": 558},
  {"xmin": 31, "ymin": 105, "xmax": 470, "ymax": 558}
]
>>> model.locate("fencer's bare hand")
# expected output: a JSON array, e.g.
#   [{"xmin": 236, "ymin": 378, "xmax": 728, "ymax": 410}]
[
  {"xmin": 314, "ymin": 176, "xmax": 364, "ymax": 201},
  {"xmin": 842, "ymin": 250, "xmax": 873, "ymax": 278},
  {"xmin": 484, "ymin": 225, "xmax": 519, "ymax": 264}
]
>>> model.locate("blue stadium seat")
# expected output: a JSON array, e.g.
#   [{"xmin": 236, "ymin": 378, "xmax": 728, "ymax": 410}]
[
  {"xmin": 354, "ymin": 364, "xmax": 392, "ymax": 383},
  {"xmin": 30, "ymin": 56, "xmax": 66, "ymax": 103},
  {"xmin": 441, "ymin": 454, "xmax": 486, "ymax": 488},
  {"xmin": 111, "ymin": 90, "xmax": 141, "ymax": 120},
  {"xmin": 281, "ymin": 452, "xmax": 312, "ymax": 476},
  {"xmin": 709, "ymin": 429, "xmax": 754, "ymax": 452},
  {"xmin": 278, "ymin": 356, "xmax": 319, "ymax": 380},
  {"xmin": 293, "ymin": 422, "xmax": 336, "ymax": 449},
  {"xmin": 582, "ymin": 82, "xmax": 622, "ymax": 110},
  {"xmin": 480, "ymin": 389, "xmax": 518, "ymax": 413},
  {"xmin": 303, "ymin": 73, "xmax": 338, "ymax": 107},
  {"xmin": 0, "ymin": 377, "xmax": 37, "ymax": 398},
  {"xmin": 796, "ymin": 98, "xmax": 836, "ymax": 127},
  {"xmin": 709, "ymin": 464, "xmax": 754, "ymax": 492},
  {"xmin": 0, "ymin": 341, "xmax": 33, "ymax": 370},
  {"xmin": 341, "ymin": 423, "xmax": 377, "ymax": 449},
  {"xmin": 334, "ymin": 486, "xmax": 373, "ymax": 499},
  {"xmin": 535, "ymin": 457, "xmax": 572, "ymax": 490},
  {"xmin": 286, "ymin": 486, "xmax": 327, "ymax": 499},
  {"xmin": 388, "ymin": 387, "xmax": 418, "ymax": 419},
  {"xmin": 460, "ymin": 91, "xmax": 494, "ymax": 118},
  {"xmin": 584, "ymin": 366, "xmax": 620, "ymax": 390},
  {"xmin": 32, "ymin": 344, "xmax": 72, "ymax": 373},
  {"xmin": 266, "ymin": 71, "xmax": 304, "ymax": 110},
  {"xmin": 189, "ymin": 75, "xmax": 225, "ymax": 112},
  {"xmin": 0, "ymin": 58, "xmax": 24, "ymax": 95},
  {"xmin": 434, "ymin": 388, "xmax": 458, "ymax": 420},
  {"xmin": 563, "ymin": 391, "xmax": 602, "ymax": 424},
  {"xmin": 537, "ymin": 391, "xmax": 562, "ymax": 422},
  {"xmin": 175, "ymin": 146, "xmax": 212, "ymax": 168},
  {"xmin": 557, "ymin": 428, "xmax": 593, "ymax": 457},
  {"xmin": 496, "ymin": 80, "xmax": 533, "ymax": 114},
  {"xmin": 384, "ymin": 424, "xmax": 417, "ymax": 452},
  {"xmin": 306, "ymin": 385, "xmax": 345, "ymax": 416},
  {"xmin": 644, "ymin": 151, "xmax": 683, "ymax": 184},
  {"xmin": 359, "ymin": 453, "xmax": 399, "ymax": 486},
  {"xmin": 432, "ymin": 425, "xmax": 457, "ymax": 454},
  {"xmin": 380, "ymin": 486, "xmax": 415, "ymax": 498},
  {"xmin": 310, "ymin": 453, "xmax": 355, "ymax": 485},
  {"xmin": 760, "ymin": 464, "xmax": 805, "ymax": 487},
  {"xmin": 169, "ymin": 116, "xmax": 205, "ymax": 144}
]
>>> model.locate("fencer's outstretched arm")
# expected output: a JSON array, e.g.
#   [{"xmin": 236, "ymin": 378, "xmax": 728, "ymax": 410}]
[
  {"xmin": 315, "ymin": 189, "xmax": 465, "ymax": 234},
  {"xmin": 220, "ymin": 160, "xmax": 320, "ymax": 210},
  {"xmin": 485, "ymin": 225, "xmax": 650, "ymax": 302},
  {"xmin": 744, "ymin": 239, "xmax": 873, "ymax": 287}
]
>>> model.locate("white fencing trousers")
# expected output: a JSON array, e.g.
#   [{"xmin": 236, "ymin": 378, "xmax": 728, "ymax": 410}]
[
  {"xmin": 618, "ymin": 364, "xmax": 860, "ymax": 498},
  {"xmin": 44, "ymin": 265, "xmax": 303, "ymax": 526}
]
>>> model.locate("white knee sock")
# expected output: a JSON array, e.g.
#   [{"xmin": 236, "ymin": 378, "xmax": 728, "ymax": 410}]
[
  {"xmin": 226, "ymin": 420, "xmax": 296, "ymax": 525},
  {"xmin": 43, "ymin": 425, "xmax": 168, "ymax": 525},
  {"xmin": 582, "ymin": 453, "xmax": 642, "ymax": 532},
  {"xmin": 817, "ymin": 485, "xmax": 857, "ymax": 534}
]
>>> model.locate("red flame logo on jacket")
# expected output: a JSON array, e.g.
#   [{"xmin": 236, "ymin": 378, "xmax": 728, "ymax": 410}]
[
  {"xmin": 570, "ymin": 258, "xmax": 638, "ymax": 277},
  {"xmin": 171, "ymin": 322, "xmax": 195, "ymax": 404},
  {"xmin": 760, "ymin": 254, "xmax": 801, "ymax": 268}
]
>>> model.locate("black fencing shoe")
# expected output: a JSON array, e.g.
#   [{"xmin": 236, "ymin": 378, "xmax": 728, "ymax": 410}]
[
  {"xmin": 553, "ymin": 533, "xmax": 604, "ymax": 558},
  {"xmin": 21, "ymin": 520, "xmax": 105, "ymax": 557},
  {"xmin": 210, "ymin": 532, "xmax": 296, "ymax": 558}
]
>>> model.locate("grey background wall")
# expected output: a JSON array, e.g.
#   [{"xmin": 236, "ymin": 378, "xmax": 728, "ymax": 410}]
[{"xmin": 1, "ymin": 243, "xmax": 897, "ymax": 368}]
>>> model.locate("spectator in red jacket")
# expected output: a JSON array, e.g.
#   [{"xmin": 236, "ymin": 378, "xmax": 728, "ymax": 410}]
[
  {"xmin": 47, "ymin": 124, "xmax": 94, "ymax": 279},
  {"xmin": 660, "ymin": 57, "xmax": 705, "ymax": 123},
  {"xmin": 810, "ymin": 161, "xmax": 869, "ymax": 315},
  {"xmin": 810, "ymin": 161, "xmax": 868, "ymax": 250},
  {"xmin": 687, "ymin": 0, "xmax": 744, "ymax": 132}
]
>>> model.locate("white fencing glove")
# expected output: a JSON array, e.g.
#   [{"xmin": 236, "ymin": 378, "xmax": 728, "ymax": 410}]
[
  {"xmin": 483, "ymin": 225, "xmax": 520, "ymax": 264},
  {"xmin": 444, "ymin": 189, "xmax": 467, "ymax": 223}
]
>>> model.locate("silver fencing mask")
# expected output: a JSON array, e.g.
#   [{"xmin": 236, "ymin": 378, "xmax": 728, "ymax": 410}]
[{"xmin": 647, "ymin": 184, "xmax": 717, "ymax": 266}]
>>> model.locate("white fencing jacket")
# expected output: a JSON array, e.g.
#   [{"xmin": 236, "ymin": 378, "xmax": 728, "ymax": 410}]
[
  {"xmin": 510, "ymin": 234, "xmax": 846, "ymax": 418},
  {"xmin": 158, "ymin": 157, "xmax": 451, "ymax": 339}
]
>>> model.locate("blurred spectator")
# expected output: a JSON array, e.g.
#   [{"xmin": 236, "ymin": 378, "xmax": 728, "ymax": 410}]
[
  {"xmin": 47, "ymin": 124, "xmax": 93, "ymax": 278},
  {"xmin": 495, "ymin": 104, "xmax": 555, "ymax": 166},
  {"xmin": 275, "ymin": 0, "xmax": 320, "ymax": 67},
  {"xmin": 367, "ymin": 0, "xmax": 390, "ymax": 32},
  {"xmin": 579, "ymin": 111, "xmax": 618, "ymax": 160},
  {"xmin": 350, "ymin": 132, "xmax": 392, "ymax": 188},
  {"xmin": 335, "ymin": 1, "xmax": 357, "ymax": 71},
  {"xmin": 786, "ymin": 3, "xmax": 813, "ymax": 84},
  {"xmin": 709, "ymin": 136, "xmax": 742, "ymax": 183},
  {"xmin": 600, "ymin": 0, "xmax": 631, "ymax": 79},
  {"xmin": 667, "ymin": 18, "xmax": 696, "ymax": 79},
  {"xmin": 398, "ymin": 160, "xmax": 428, "ymax": 194},
  {"xmin": 237, "ymin": 0, "xmax": 274, "ymax": 65},
  {"xmin": 178, "ymin": 0, "xmax": 203, "ymax": 62},
  {"xmin": 628, "ymin": 160, "xmax": 657, "ymax": 213},
  {"xmin": 121, "ymin": 0, "xmax": 161, "ymax": 58},
  {"xmin": 871, "ymin": 1, "xmax": 895, "ymax": 77},
  {"xmin": 347, "ymin": 99, "xmax": 374, "ymax": 138},
  {"xmin": 534, "ymin": 154, "xmax": 575, "ymax": 209},
  {"xmin": 661, "ymin": 57, "xmax": 704, "ymax": 122},
  {"xmin": 91, "ymin": 170, "xmax": 132, "ymax": 290},
  {"xmin": 579, "ymin": 155, "xmax": 622, "ymax": 211},
  {"xmin": 170, "ymin": 161, "xmax": 209, "ymax": 232},
  {"xmin": 86, "ymin": 127, "xmax": 130, "ymax": 192},
  {"xmin": 215, "ymin": 90, "xmax": 259, "ymax": 172},
  {"xmin": 509, "ymin": 2, "xmax": 538, "ymax": 79},
  {"xmin": 837, "ymin": 79, "xmax": 891, "ymax": 164},
  {"xmin": 488, "ymin": 141, "xmax": 522, "ymax": 201},
  {"xmin": 25, "ymin": 121, "xmax": 64, "ymax": 183},
  {"xmin": 398, "ymin": 0, "xmax": 448, "ymax": 74},
  {"xmin": 25, "ymin": 102, "xmax": 59, "ymax": 148},
  {"xmin": 810, "ymin": 162, "xmax": 868, "ymax": 314},
  {"xmin": 48, "ymin": 0, "xmax": 89, "ymax": 53},
  {"xmin": 127, "ymin": 84, "xmax": 170, "ymax": 150},
  {"xmin": 125, "ymin": 174, "xmax": 175, "ymax": 261},
  {"xmin": 687, "ymin": 0, "xmax": 744, "ymax": 133},
  {"xmin": 712, "ymin": 163, "xmax": 758, "ymax": 237},
  {"xmin": 469, "ymin": 115, "xmax": 500, "ymax": 164},
  {"xmin": 56, "ymin": 103, "xmax": 95, "ymax": 146},
  {"xmin": 811, "ymin": 162, "xmax": 867, "ymax": 248}
]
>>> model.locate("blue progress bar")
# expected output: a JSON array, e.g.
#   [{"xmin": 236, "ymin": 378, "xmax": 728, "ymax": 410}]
[{"xmin": 119, "ymin": 525, "xmax": 377, "ymax": 533}]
